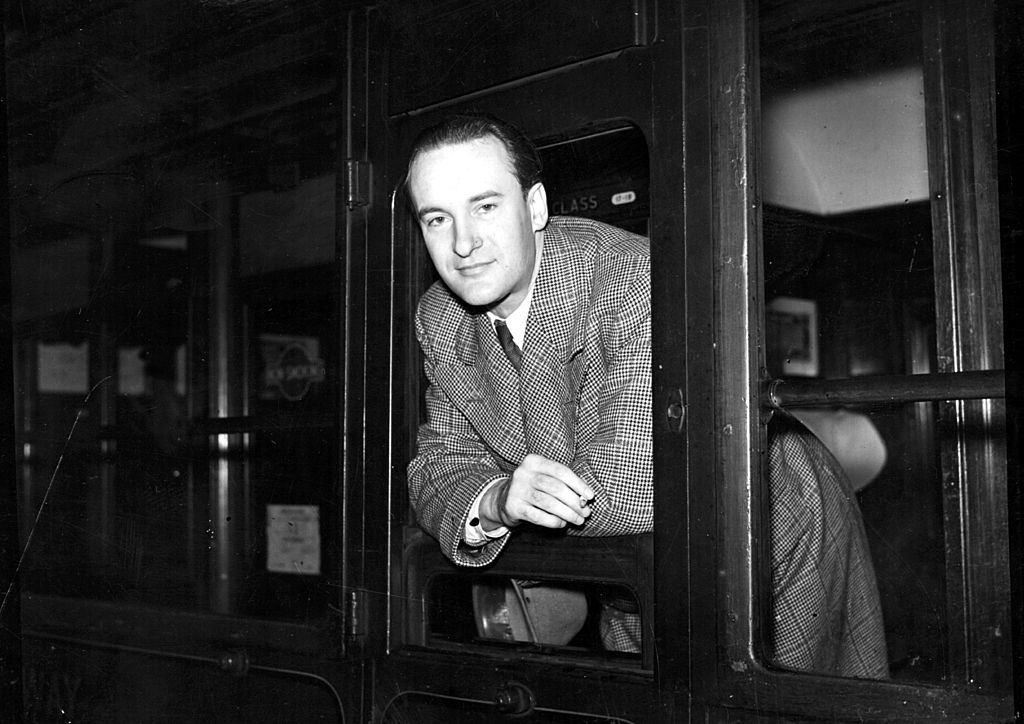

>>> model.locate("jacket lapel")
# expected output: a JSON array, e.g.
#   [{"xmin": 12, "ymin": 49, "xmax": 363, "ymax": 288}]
[
  {"xmin": 432, "ymin": 313, "xmax": 528, "ymax": 465},
  {"xmin": 519, "ymin": 228, "xmax": 586, "ymax": 466}
]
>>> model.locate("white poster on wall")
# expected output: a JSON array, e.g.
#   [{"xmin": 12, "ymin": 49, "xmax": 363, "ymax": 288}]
[
  {"xmin": 118, "ymin": 346, "xmax": 146, "ymax": 396},
  {"xmin": 266, "ymin": 505, "xmax": 321, "ymax": 575},
  {"xmin": 38, "ymin": 341, "xmax": 89, "ymax": 394}
]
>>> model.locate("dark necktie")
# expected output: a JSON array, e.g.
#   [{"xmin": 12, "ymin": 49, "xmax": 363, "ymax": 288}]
[{"xmin": 493, "ymin": 319, "xmax": 523, "ymax": 373}]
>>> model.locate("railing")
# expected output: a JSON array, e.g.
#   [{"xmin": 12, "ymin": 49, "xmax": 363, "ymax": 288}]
[{"xmin": 766, "ymin": 370, "xmax": 1006, "ymax": 409}]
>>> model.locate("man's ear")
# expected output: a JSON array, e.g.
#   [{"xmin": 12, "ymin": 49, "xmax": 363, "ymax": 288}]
[{"xmin": 527, "ymin": 182, "xmax": 549, "ymax": 231}]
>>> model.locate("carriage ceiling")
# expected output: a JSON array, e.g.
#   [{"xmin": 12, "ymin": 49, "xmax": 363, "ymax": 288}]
[{"xmin": 3, "ymin": 0, "xmax": 349, "ymax": 238}]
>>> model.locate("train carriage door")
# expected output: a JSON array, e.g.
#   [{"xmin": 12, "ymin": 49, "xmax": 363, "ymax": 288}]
[
  {"xmin": 352, "ymin": 0, "xmax": 693, "ymax": 720},
  {"xmin": 697, "ymin": 0, "xmax": 1018, "ymax": 720}
]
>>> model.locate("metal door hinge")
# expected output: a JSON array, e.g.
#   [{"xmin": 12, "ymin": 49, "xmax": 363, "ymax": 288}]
[{"xmin": 345, "ymin": 159, "xmax": 371, "ymax": 209}]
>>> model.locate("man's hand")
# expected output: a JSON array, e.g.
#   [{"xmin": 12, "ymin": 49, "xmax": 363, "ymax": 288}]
[{"xmin": 479, "ymin": 454, "xmax": 595, "ymax": 531}]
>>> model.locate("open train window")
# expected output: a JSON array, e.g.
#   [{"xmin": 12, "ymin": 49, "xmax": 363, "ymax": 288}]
[{"xmin": 399, "ymin": 123, "xmax": 653, "ymax": 664}]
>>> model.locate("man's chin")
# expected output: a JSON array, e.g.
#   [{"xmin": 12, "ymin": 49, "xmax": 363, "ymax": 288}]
[{"xmin": 449, "ymin": 285, "xmax": 501, "ymax": 311}]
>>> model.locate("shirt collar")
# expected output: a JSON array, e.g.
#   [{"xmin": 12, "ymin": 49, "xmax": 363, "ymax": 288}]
[{"xmin": 486, "ymin": 234, "xmax": 543, "ymax": 348}]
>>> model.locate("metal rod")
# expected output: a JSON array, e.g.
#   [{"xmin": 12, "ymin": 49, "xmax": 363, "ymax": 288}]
[
  {"xmin": 189, "ymin": 413, "xmax": 335, "ymax": 436},
  {"xmin": 766, "ymin": 370, "xmax": 1005, "ymax": 409}
]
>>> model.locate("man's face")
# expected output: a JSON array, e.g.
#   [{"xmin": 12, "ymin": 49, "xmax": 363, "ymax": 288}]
[{"xmin": 408, "ymin": 135, "xmax": 548, "ymax": 318}]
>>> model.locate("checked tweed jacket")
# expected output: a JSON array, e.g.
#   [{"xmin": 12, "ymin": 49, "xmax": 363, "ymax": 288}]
[
  {"xmin": 768, "ymin": 411, "xmax": 889, "ymax": 679},
  {"xmin": 407, "ymin": 216, "xmax": 652, "ymax": 568}
]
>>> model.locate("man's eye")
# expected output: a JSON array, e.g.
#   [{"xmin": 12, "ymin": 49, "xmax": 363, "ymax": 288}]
[
  {"xmin": 425, "ymin": 216, "xmax": 448, "ymax": 228},
  {"xmin": 477, "ymin": 203, "xmax": 497, "ymax": 214}
]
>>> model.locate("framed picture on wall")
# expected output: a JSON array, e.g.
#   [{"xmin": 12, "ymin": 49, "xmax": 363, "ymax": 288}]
[{"xmin": 766, "ymin": 296, "xmax": 819, "ymax": 377}]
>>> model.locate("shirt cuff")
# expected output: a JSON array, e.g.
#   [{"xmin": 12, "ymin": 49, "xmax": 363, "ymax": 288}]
[{"xmin": 463, "ymin": 478, "xmax": 510, "ymax": 545}]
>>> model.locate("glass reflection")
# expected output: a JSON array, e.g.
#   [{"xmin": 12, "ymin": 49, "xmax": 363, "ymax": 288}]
[{"xmin": 760, "ymin": 0, "xmax": 947, "ymax": 682}]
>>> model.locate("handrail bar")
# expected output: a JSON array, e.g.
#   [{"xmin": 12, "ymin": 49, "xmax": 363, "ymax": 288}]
[{"xmin": 766, "ymin": 370, "xmax": 1006, "ymax": 409}]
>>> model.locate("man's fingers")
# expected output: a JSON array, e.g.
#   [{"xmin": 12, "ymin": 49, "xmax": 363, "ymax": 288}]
[
  {"xmin": 526, "ymin": 483, "xmax": 589, "ymax": 525},
  {"xmin": 521, "ymin": 454, "xmax": 595, "ymax": 501},
  {"xmin": 498, "ymin": 454, "xmax": 599, "ymax": 529},
  {"xmin": 510, "ymin": 505, "xmax": 567, "ymax": 530},
  {"xmin": 505, "ymin": 490, "xmax": 582, "ymax": 528},
  {"xmin": 505, "ymin": 473, "xmax": 590, "ymax": 527}
]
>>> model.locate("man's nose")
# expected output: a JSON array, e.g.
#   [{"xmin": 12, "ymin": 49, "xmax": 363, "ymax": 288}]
[{"xmin": 452, "ymin": 221, "xmax": 481, "ymax": 258}]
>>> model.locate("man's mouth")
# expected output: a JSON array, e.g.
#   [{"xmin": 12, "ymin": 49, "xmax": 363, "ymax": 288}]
[{"xmin": 455, "ymin": 260, "xmax": 493, "ymax": 274}]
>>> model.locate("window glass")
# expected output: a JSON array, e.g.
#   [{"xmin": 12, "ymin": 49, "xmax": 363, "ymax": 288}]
[
  {"xmin": 15, "ymin": 224, "xmax": 338, "ymax": 622},
  {"xmin": 759, "ymin": 1, "xmax": 949, "ymax": 682},
  {"xmin": 17, "ymin": 235, "xmax": 201, "ymax": 607},
  {"xmin": 426, "ymin": 574, "xmax": 639, "ymax": 657},
  {"xmin": 235, "ymin": 267, "xmax": 336, "ymax": 621}
]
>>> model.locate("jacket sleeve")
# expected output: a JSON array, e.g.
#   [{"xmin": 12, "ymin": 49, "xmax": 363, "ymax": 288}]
[
  {"xmin": 406, "ymin": 313, "xmax": 511, "ymax": 567},
  {"xmin": 568, "ymin": 263, "xmax": 654, "ymax": 536}
]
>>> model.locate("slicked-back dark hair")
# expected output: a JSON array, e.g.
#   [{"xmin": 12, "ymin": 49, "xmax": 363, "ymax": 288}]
[{"xmin": 404, "ymin": 112, "xmax": 543, "ymax": 198}]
